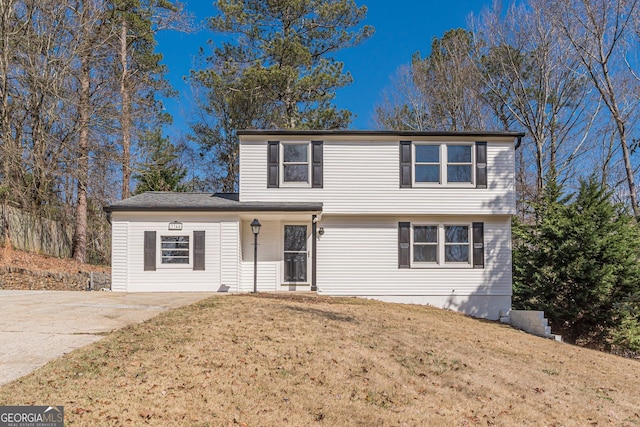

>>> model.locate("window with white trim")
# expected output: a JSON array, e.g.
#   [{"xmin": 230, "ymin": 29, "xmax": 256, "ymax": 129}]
[
  {"xmin": 413, "ymin": 143, "xmax": 474, "ymax": 186},
  {"xmin": 415, "ymin": 145, "xmax": 440, "ymax": 183},
  {"xmin": 160, "ymin": 235, "xmax": 190, "ymax": 264},
  {"xmin": 444, "ymin": 225, "xmax": 470, "ymax": 263},
  {"xmin": 447, "ymin": 145, "xmax": 473, "ymax": 183},
  {"xmin": 413, "ymin": 225, "xmax": 438, "ymax": 263},
  {"xmin": 411, "ymin": 224, "xmax": 471, "ymax": 266},
  {"xmin": 281, "ymin": 142, "xmax": 310, "ymax": 185}
]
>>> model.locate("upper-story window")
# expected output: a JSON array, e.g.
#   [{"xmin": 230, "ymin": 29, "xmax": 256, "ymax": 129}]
[
  {"xmin": 447, "ymin": 145, "xmax": 473, "ymax": 183},
  {"xmin": 267, "ymin": 140, "xmax": 323, "ymax": 189},
  {"xmin": 414, "ymin": 143, "xmax": 473, "ymax": 186},
  {"xmin": 401, "ymin": 141, "xmax": 487, "ymax": 189},
  {"xmin": 282, "ymin": 143, "xmax": 310, "ymax": 185},
  {"xmin": 415, "ymin": 145, "xmax": 441, "ymax": 183}
]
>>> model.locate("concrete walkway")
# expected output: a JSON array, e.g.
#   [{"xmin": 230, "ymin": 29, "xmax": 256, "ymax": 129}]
[{"xmin": 0, "ymin": 290, "xmax": 217, "ymax": 386}]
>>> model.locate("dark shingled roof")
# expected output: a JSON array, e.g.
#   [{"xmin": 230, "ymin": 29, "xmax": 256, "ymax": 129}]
[
  {"xmin": 103, "ymin": 192, "xmax": 323, "ymax": 213},
  {"xmin": 237, "ymin": 129, "xmax": 526, "ymax": 138}
]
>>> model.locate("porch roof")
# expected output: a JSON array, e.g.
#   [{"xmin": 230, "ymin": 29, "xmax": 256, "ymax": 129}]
[{"xmin": 103, "ymin": 192, "xmax": 323, "ymax": 213}]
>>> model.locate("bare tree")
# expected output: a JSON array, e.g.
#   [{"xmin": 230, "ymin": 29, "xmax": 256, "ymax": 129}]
[
  {"xmin": 374, "ymin": 64, "xmax": 431, "ymax": 131},
  {"xmin": 472, "ymin": 0, "xmax": 597, "ymax": 194},
  {"xmin": 375, "ymin": 29, "xmax": 490, "ymax": 131},
  {"xmin": 552, "ymin": 0, "xmax": 640, "ymax": 217}
]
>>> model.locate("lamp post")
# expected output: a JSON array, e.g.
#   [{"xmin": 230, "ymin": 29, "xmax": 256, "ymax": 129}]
[{"xmin": 251, "ymin": 219, "xmax": 261, "ymax": 293}]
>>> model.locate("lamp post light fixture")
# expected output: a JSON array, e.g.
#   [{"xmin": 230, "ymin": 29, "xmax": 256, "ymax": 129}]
[{"xmin": 251, "ymin": 219, "xmax": 261, "ymax": 293}]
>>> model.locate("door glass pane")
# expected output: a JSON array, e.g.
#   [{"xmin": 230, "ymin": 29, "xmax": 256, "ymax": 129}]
[
  {"xmin": 283, "ymin": 144, "xmax": 308, "ymax": 162},
  {"xmin": 284, "ymin": 225, "xmax": 307, "ymax": 251},
  {"xmin": 284, "ymin": 225, "xmax": 307, "ymax": 281}
]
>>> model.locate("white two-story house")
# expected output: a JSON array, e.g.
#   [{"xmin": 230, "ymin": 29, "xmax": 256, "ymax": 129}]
[{"xmin": 105, "ymin": 130, "xmax": 523, "ymax": 320}]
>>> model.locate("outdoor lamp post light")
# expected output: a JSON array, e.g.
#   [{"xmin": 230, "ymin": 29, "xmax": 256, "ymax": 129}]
[{"xmin": 251, "ymin": 219, "xmax": 261, "ymax": 293}]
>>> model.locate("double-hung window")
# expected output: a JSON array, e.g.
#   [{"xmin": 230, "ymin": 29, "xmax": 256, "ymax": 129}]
[
  {"xmin": 444, "ymin": 225, "xmax": 470, "ymax": 263},
  {"xmin": 447, "ymin": 145, "xmax": 473, "ymax": 184},
  {"xmin": 409, "ymin": 224, "xmax": 472, "ymax": 267},
  {"xmin": 415, "ymin": 145, "xmax": 441, "ymax": 184},
  {"xmin": 282, "ymin": 143, "xmax": 310, "ymax": 185},
  {"xmin": 267, "ymin": 140, "xmax": 323, "ymax": 188},
  {"xmin": 413, "ymin": 225, "xmax": 438, "ymax": 263},
  {"xmin": 411, "ymin": 143, "xmax": 476, "ymax": 186}
]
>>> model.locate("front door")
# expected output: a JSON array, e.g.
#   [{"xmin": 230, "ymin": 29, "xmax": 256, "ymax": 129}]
[{"xmin": 284, "ymin": 225, "xmax": 307, "ymax": 282}]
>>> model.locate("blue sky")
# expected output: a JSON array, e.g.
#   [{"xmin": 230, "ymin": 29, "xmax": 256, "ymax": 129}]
[{"xmin": 156, "ymin": 0, "xmax": 493, "ymax": 140}]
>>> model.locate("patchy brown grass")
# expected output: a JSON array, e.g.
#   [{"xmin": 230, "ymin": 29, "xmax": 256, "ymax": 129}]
[{"xmin": 0, "ymin": 293, "xmax": 639, "ymax": 426}]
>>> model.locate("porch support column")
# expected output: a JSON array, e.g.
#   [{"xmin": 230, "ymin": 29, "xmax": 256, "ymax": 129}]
[{"xmin": 311, "ymin": 214, "xmax": 317, "ymax": 291}]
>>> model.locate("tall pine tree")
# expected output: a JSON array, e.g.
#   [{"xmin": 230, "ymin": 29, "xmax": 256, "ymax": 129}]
[
  {"xmin": 133, "ymin": 130, "xmax": 187, "ymax": 194},
  {"xmin": 189, "ymin": 0, "xmax": 373, "ymax": 191}
]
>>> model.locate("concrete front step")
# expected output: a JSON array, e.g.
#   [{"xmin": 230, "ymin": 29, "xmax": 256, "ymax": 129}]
[{"xmin": 506, "ymin": 309, "xmax": 561, "ymax": 341}]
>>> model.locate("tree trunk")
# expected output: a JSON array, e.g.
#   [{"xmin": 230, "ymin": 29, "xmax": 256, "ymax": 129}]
[
  {"xmin": 73, "ymin": 57, "xmax": 90, "ymax": 263},
  {"xmin": 120, "ymin": 18, "xmax": 131, "ymax": 199},
  {"xmin": 0, "ymin": 0, "xmax": 22, "ymax": 203},
  {"xmin": 616, "ymin": 120, "xmax": 639, "ymax": 218}
]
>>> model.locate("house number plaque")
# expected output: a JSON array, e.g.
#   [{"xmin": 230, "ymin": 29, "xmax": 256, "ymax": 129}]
[{"xmin": 168, "ymin": 221, "xmax": 183, "ymax": 230}]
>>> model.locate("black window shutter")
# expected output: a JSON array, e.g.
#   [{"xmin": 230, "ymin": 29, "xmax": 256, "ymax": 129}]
[
  {"xmin": 472, "ymin": 222, "xmax": 484, "ymax": 268},
  {"xmin": 144, "ymin": 231, "xmax": 156, "ymax": 271},
  {"xmin": 399, "ymin": 141, "xmax": 412, "ymax": 188},
  {"xmin": 267, "ymin": 141, "xmax": 279, "ymax": 188},
  {"xmin": 193, "ymin": 231, "xmax": 205, "ymax": 271},
  {"xmin": 476, "ymin": 142, "xmax": 487, "ymax": 189},
  {"xmin": 311, "ymin": 140, "xmax": 323, "ymax": 188},
  {"xmin": 398, "ymin": 222, "xmax": 411, "ymax": 268}
]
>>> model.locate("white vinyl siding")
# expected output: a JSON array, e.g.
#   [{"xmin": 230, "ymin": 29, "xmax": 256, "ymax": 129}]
[
  {"xmin": 239, "ymin": 139, "xmax": 515, "ymax": 215},
  {"xmin": 110, "ymin": 212, "xmax": 240, "ymax": 292},
  {"xmin": 315, "ymin": 215, "xmax": 512, "ymax": 318},
  {"xmin": 221, "ymin": 221, "xmax": 240, "ymax": 291},
  {"xmin": 239, "ymin": 219, "xmax": 281, "ymax": 292},
  {"xmin": 238, "ymin": 216, "xmax": 313, "ymax": 292},
  {"xmin": 111, "ymin": 220, "xmax": 128, "ymax": 292}
]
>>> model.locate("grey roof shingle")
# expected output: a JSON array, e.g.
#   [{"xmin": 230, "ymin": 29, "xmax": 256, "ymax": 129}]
[
  {"xmin": 237, "ymin": 129, "xmax": 526, "ymax": 138},
  {"xmin": 103, "ymin": 192, "xmax": 322, "ymax": 213}
]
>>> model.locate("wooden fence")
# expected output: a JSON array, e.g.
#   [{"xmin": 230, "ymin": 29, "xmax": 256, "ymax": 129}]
[{"xmin": 0, "ymin": 204, "xmax": 73, "ymax": 258}]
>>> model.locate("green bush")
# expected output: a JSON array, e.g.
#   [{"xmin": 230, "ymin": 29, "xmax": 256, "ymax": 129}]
[{"xmin": 513, "ymin": 178, "xmax": 640, "ymax": 351}]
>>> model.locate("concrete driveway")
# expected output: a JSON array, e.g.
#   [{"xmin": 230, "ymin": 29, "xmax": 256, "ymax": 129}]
[{"xmin": 0, "ymin": 290, "xmax": 217, "ymax": 386}]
